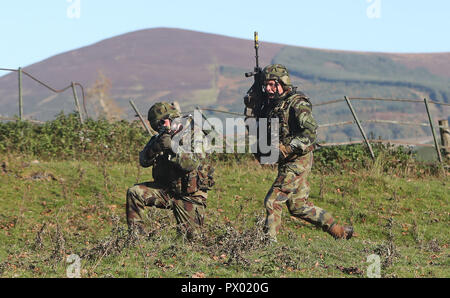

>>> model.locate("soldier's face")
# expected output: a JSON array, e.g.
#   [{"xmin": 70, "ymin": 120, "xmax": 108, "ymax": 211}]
[
  {"xmin": 159, "ymin": 118, "xmax": 171, "ymax": 129},
  {"xmin": 265, "ymin": 80, "xmax": 284, "ymax": 99}
]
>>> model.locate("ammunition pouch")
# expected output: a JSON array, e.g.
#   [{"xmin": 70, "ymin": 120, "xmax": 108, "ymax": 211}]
[
  {"xmin": 279, "ymin": 152, "xmax": 299, "ymax": 164},
  {"xmin": 197, "ymin": 164, "xmax": 215, "ymax": 191},
  {"xmin": 171, "ymin": 164, "xmax": 215, "ymax": 196}
]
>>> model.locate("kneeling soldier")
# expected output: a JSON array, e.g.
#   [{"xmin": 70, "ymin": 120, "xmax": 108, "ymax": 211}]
[{"xmin": 126, "ymin": 102, "xmax": 214, "ymax": 240}]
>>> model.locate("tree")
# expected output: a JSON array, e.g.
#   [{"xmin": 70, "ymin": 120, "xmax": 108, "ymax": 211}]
[{"xmin": 86, "ymin": 71, "xmax": 123, "ymax": 121}]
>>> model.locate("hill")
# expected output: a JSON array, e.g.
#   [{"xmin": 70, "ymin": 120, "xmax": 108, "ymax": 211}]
[{"xmin": 0, "ymin": 28, "xmax": 449, "ymax": 142}]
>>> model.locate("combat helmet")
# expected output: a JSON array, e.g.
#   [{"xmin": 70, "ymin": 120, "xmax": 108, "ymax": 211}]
[
  {"xmin": 147, "ymin": 102, "xmax": 181, "ymax": 131},
  {"xmin": 262, "ymin": 64, "xmax": 292, "ymax": 88}
]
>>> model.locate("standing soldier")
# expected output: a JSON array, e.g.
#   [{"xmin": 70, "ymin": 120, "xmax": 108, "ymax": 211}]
[
  {"xmin": 126, "ymin": 102, "xmax": 214, "ymax": 240},
  {"xmin": 244, "ymin": 64, "xmax": 353, "ymax": 242}
]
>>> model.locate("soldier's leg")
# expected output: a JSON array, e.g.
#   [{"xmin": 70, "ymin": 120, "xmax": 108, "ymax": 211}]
[
  {"xmin": 264, "ymin": 177, "xmax": 290, "ymax": 241},
  {"xmin": 263, "ymin": 154, "xmax": 316, "ymax": 240},
  {"xmin": 282, "ymin": 153, "xmax": 336, "ymax": 230},
  {"xmin": 171, "ymin": 195, "xmax": 206, "ymax": 240},
  {"xmin": 287, "ymin": 198, "xmax": 335, "ymax": 230},
  {"xmin": 126, "ymin": 182, "xmax": 172, "ymax": 229},
  {"xmin": 288, "ymin": 191, "xmax": 353, "ymax": 239},
  {"xmin": 285, "ymin": 154, "xmax": 353, "ymax": 239}
]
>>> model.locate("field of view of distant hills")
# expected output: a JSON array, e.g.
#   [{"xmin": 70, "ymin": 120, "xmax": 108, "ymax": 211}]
[{"xmin": 1, "ymin": 27, "xmax": 449, "ymax": 143}]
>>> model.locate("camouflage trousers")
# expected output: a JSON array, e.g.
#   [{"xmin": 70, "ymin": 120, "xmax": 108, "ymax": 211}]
[
  {"xmin": 264, "ymin": 152, "xmax": 335, "ymax": 240},
  {"xmin": 126, "ymin": 181, "xmax": 206, "ymax": 239}
]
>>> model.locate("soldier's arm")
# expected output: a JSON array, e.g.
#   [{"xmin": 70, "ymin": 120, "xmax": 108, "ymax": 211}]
[
  {"xmin": 139, "ymin": 135, "xmax": 160, "ymax": 168},
  {"xmin": 287, "ymin": 98, "xmax": 318, "ymax": 155}
]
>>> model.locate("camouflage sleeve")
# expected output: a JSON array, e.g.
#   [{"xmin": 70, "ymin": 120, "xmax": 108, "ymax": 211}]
[
  {"xmin": 170, "ymin": 122, "xmax": 206, "ymax": 172},
  {"xmin": 288, "ymin": 97, "xmax": 318, "ymax": 155},
  {"xmin": 139, "ymin": 135, "xmax": 159, "ymax": 168}
]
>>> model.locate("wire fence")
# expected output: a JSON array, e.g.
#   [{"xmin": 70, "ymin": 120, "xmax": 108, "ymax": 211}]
[
  {"xmin": 197, "ymin": 97, "xmax": 449, "ymax": 163},
  {"xmin": 315, "ymin": 96, "xmax": 449, "ymax": 162},
  {"xmin": 314, "ymin": 96, "xmax": 450, "ymax": 107},
  {"xmin": 0, "ymin": 67, "xmax": 87, "ymax": 123},
  {"xmin": 1, "ymin": 67, "xmax": 449, "ymax": 163}
]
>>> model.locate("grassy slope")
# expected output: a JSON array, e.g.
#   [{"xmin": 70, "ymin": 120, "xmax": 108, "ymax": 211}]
[
  {"xmin": 0, "ymin": 154, "xmax": 448, "ymax": 278},
  {"xmin": 274, "ymin": 46, "xmax": 450, "ymax": 103}
]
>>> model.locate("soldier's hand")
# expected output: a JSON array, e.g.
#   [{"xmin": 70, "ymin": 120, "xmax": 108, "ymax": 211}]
[
  {"xmin": 244, "ymin": 93, "xmax": 258, "ymax": 109},
  {"xmin": 158, "ymin": 133, "xmax": 173, "ymax": 151},
  {"xmin": 279, "ymin": 143, "xmax": 293, "ymax": 158}
]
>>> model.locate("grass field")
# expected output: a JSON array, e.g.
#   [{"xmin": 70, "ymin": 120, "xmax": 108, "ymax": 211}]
[{"xmin": 0, "ymin": 153, "xmax": 448, "ymax": 278}]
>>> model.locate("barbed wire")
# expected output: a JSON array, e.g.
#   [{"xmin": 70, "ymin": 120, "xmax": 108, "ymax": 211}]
[
  {"xmin": 1, "ymin": 67, "xmax": 448, "ymax": 152},
  {"xmin": 314, "ymin": 97, "xmax": 450, "ymax": 107},
  {"xmin": 0, "ymin": 68, "xmax": 88, "ymax": 117},
  {"xmin": 348, "ymin": 97, "xmax": 450, "ymax": 107},
  {"xmin": 317, "ymin": 139, "xmax": 449, "ymax": 149},
  {"xmin": 0, "ymin": 116, "xmax": 44, "ymax": 124},
  {"xmin": 194, "ymin": 103, "xmax": 448, "ymax": 129}
]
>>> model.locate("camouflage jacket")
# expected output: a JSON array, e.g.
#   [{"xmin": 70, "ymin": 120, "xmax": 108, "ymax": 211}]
[
  {"xmin": 139, "ymin": 119, "xmax": 214, "ymax": 197},
  {"xmin": 253, "ymin": 90, "xmax": 318, "ymax": 162}
]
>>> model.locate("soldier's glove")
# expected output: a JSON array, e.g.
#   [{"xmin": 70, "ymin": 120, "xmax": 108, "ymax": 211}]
[
  {"xmin": 244, "ymin": 94, "xmax": 254, "ymax": 109},
  {"xmin": 158, "ymin": 133, "xmax": 173, "ymax": 151},
  {"xmin": 279, "ymin": 143, "xmax": 293, "ymax": 159},
  {"xmin": 150, "ymin": 132, "xmax": 172, "ymax": 153}
]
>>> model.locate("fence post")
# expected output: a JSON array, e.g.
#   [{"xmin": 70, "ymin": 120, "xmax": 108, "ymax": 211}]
[
  {"xmin": 438, "ymin": 119, "xmax": 449, "ymax": 159},
  {"xmin": 344, "ymin": 96, "xmax": 375, "ymax": 160},
  {"xmin": 196, "ymin": 106, "xmax": 218, "ymax": 133},
  {"xmin": 129, "ymin": 99, "xmax": 153, "ymax": 135},
  {"xmin": 18, "ymin": 67, "xmax": 23, "ymax": 121},
  {"xmin": 71, "ymin": 82, "xmax": 84, "ymax": 124},
  {"xmin": 424, "ymin": 98, "xmax": 442, "ymax": 163}
]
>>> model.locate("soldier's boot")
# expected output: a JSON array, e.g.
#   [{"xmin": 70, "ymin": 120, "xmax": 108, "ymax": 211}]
[{"xmin": 327, "ymin": 223, "xmax": 353, "ymax": 240}]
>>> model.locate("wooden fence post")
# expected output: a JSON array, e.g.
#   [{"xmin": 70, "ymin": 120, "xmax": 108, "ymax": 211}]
[
  {"xmin": 18, "ymin": 67, "xmax": 23, "ymax": 121},
  {"xmin": 439, "ymin": 119, "xmax": 450, "ymax": 159},
  {"xmin": 344, "ymin": 96, "xmax": 375, "ymax": 160},
  {"xmin": 424, "ymin": 98, "xmax": 443, "ymax": 163},
  {"xmin": 129, "ymin": 99, "xmax": 153, "ymax": 135},
  {"xmin": 71, "ymin": 82, "xmax": 84, "ymax": 124}
]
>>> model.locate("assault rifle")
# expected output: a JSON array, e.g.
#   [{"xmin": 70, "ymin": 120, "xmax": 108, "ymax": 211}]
[
  {"xmin": 148, "ymin": 115, "xmax": 190, "ymax": 149},
  {"xmin": 244, "ymin": 31, "xmax": 265, "ymax": 118}
]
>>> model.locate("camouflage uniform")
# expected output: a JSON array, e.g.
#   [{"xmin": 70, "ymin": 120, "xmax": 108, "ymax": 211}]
[
  {"xmin": 245, "ymin": 64, "xmax": 352, "ymax": 241},
  {"xmin": 126, "ymin": 103, "xmax": 214, "ymax": 239}
]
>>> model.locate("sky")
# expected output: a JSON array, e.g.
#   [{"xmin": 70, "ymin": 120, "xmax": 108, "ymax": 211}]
[{"xmin": 1, "ymin": 0, "xmax": 449, "ymax": 77}]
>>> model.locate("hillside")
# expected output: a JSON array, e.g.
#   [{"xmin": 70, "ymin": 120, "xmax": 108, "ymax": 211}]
[
  {"xmin": 0, "ymin": 151, "xmax": 448, "ymax": 278},
  {"xmin": 0, "ymin": 28, "xmax": 282, "ymax": 120},
  {"xmin": 0, "ymin": 28, "xmax": 449, "ymax": 142},
  {"xmin": 0, "ymin": 115, "xmax": 448, "ymax": 278}
]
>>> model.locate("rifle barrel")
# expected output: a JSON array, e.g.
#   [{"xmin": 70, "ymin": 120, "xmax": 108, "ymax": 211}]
[{"xmin": 254, "ymin": 31, "xmax": 259, "ymax": 69}]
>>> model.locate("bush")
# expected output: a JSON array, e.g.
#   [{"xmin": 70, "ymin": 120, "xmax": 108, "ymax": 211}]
[
  {"xmin": 0, "ymin": 112, "xmax": 148, "ymax": 162},
  {"xmin": 313, "ymin": 143, "xmax": 442, "ymax": 176},
  {"xmin": 0, "ymin": 113, "xmax": 443, "ymax": 176}
]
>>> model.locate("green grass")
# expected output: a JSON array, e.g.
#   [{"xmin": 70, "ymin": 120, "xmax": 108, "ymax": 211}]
[{"xmin": 0, "ymin": 153, "xmax": 448, "ymax": 278}]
